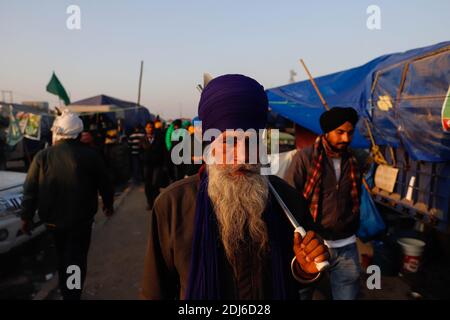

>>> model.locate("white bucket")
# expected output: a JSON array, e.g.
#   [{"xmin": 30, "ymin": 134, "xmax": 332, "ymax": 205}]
[{"xmin": 397, "ymin": 238, "xmax": 426, "ymax": 273}]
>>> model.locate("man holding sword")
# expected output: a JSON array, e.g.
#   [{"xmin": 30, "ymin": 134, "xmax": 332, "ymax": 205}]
[{"xmin": 141, "ymin": 74, "xmax": 329, "ymax": 300}]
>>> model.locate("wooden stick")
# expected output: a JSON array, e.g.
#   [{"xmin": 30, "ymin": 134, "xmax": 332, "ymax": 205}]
[
  {"xmin": 362, "ymin": 176, "xmax": 372, "ymax": 194},
  {"xmin": 299, "ymin": 59, "xmax": 330, "ymax": 111},
  {"xmin": 364, "ymin": 118, "xmax": 376, "ymax": 146}
]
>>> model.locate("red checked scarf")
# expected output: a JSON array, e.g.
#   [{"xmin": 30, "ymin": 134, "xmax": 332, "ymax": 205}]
[{"xmin": 303, "ymin": 136, "xmax": 360, "ymax": 222}]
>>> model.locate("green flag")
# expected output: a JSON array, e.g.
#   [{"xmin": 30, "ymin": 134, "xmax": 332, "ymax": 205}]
[{"xmin": 46, "ymin": 72, "xmax": 71, "ymax": 105}]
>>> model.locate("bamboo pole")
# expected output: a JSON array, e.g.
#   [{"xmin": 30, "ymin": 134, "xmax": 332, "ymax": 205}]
[{"xmin": 299, "ymin": 59, "xmax": 330, "ymax": 111}]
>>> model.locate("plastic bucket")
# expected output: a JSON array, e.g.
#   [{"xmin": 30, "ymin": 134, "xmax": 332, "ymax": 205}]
[{"xmin": 397, "ymin": 238, "xmax": 425, "ymax": 273}]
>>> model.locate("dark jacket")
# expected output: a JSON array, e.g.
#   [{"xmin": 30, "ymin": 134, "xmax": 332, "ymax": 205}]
[
  {"xmin": 285, "ymin": 146, "xmax": 362, "ymax": 241},
  {"xmin": 142, "ymin": 132, "xmax": 165, "ymax": 167},
  {"xmin": 21, "ymin": 139, "xmax": 114, "ymax": 230},
  {"xmin": 142, "ymin": 174, "xmax": 316, "ymax": 300}
]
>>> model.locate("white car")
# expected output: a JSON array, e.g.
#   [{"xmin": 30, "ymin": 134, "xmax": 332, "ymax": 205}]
[{"xmin": 0, "ymin": 171, "xmax": 46, "ymax": 254}]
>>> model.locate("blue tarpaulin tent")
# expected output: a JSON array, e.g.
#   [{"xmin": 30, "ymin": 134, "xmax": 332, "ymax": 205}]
[
  {"xmin": 267, "ymin": 41, "xmax": 450, "ymax": 162},
  {"xmin": 70, "ymin": 95, "xmax": 154, "ymax": 132}
]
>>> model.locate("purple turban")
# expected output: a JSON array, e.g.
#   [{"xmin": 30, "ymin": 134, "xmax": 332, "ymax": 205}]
[{"xmin": 198, "ymin": 74, "xmax": 268, "ymax": 132}]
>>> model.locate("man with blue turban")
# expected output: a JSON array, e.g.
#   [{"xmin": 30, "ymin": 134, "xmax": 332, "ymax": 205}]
[{"xmin": 141, "ymin": 74, "xmax": 329, "ymax": 299}]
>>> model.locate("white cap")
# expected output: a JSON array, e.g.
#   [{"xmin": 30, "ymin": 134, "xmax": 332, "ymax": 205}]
[{"xmin": 51, "ymin": 109, "xmax": 83, "ymax": 141}]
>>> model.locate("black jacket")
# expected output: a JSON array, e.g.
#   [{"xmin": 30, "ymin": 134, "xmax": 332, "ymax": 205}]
[
  {"xmin": 285, "ymin": 146, "xmax": 362, "ymax": 240},
  {"xmin": 21, "ymin": 139, "xmax": 114, "ymax": 229},
  {"xmin": 142, "ymin": 132, "xmax": 165, "ymax": 167}
]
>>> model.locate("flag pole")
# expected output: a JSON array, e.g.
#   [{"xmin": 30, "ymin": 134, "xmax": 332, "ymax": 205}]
[{"xmin": 137, "ymin": 60, "xmax": 144, "ymax": 108}]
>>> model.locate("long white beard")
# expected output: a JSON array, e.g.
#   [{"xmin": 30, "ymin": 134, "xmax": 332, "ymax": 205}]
[{"xmin": 207, "ymin": 164, "xmax": 269, "ymax": 269}]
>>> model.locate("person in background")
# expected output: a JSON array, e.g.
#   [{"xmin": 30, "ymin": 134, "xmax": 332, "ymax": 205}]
[
  {"xmin": 165, "ymin": 119, "xmax": 181, "ymax": 152},
  {"xmin": 20, "ymin": 110, "xmax": 114, "ymax": 300},
  {"xmin": 285, "ymin": 106, "xmax": 362, "ymax": 300},
  {"xmin": 154, "ymin": 118, "xmax": 163, "ymax": 131},
  {"xmin": 117, "ymin": 118, "xmax": 127, "ymax": 144},
  {"xmin": 142, "ymin": 121, "xmax": 167, "ymax": 209},
  {"xmin": 87, "ymin": 115, "xmax": 104, "ymax": 148},
  {"xmin": 154, "ymin": 116, "xmax": 172, "ymax": 189},
  {"xmin": 104, "ymin": 128, "xmax": 123, "ymax": 192},
  {"xmin": 128, "ymin": 125, "xmax": 145, "ymax": 184},
  {"xmin": 80, "ymin": 131, "xmax": 95, "ymax": 147},
  {"xmin": 184, "ymin": 116, "xmax": 203, "ymax": 176},
  {"xmin": 165, "ymin": 119, "xmax": 186, "ymax": 181}
]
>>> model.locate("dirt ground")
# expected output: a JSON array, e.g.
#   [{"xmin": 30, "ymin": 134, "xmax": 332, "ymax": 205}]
[{"xmin": 82, "ymin": 185, "xmax": 150, "ymax": 300}]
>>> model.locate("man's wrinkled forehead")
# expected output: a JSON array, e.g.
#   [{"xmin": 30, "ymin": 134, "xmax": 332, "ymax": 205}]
[{"xmin": 210, "ymin": 130, "xmax": 259, "ymax": 147}]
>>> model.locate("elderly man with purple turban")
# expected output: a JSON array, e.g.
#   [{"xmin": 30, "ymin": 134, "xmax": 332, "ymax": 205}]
[{"xmin": 141, "ymin": 74, "xmax": 329, "ymax": 300}]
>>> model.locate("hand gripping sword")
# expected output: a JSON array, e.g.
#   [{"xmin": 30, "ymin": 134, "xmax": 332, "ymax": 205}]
[{"xmin": 267, "ymin": 180, "xmax": 330, "ymax": 271}]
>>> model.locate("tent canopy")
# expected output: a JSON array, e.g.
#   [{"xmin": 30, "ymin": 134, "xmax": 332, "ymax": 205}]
[
  {"xmin": 70, "ymin": 94, "xmax": 155, "ymax": 132},
  {"xmin": 267, "ymin": 41, "xmax": 450, "ymax": 162}
]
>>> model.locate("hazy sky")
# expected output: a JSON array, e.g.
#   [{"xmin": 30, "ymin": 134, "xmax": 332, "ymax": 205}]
[{"xmin": 1, "ymin": 0, "xmax": 449, "ymax": 119}]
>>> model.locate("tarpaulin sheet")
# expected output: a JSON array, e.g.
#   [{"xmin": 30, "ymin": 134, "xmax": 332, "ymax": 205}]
[{"xmin": 267, "ymin": 41, "xmax": 450, "ymax": 161}]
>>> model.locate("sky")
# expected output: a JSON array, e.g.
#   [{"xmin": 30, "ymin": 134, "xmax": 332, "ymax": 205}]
[{"xmin": 0, "ymin": 0, "xmax": 449, "ymax": 119}]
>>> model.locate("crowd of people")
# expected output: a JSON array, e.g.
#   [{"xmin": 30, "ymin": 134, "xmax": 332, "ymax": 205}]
[{"xmin": 75, "ymin": 114, "xmax": 203, "ymax": 209}]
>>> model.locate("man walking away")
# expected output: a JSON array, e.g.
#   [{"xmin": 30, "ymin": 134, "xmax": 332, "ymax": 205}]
[
  {"xmin": 20, "ymin": 110, "xmax": 114, "ymax": 300},
  {"xmin": 142, "ymin": 121, "xmax": 167, "ymax": 209},
  {"xmin": 129, "ymin": 125, "xmax": 145, "ymax": 184}
]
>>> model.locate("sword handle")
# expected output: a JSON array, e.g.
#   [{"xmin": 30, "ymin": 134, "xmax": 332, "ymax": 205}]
[{"xmin": 295, "ymin": 227, "xmax": 330, "ymax": 272}]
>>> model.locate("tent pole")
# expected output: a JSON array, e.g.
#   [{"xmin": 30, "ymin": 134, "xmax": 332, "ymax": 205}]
[{"xmin": 137, "ymin": 60, "xmax": 144, "ymax": 107}]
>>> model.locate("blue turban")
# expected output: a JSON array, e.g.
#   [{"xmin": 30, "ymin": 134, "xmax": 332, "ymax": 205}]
[{"xmin": 198, "ymin": 74, "xmax": 268, "ymax": 132}]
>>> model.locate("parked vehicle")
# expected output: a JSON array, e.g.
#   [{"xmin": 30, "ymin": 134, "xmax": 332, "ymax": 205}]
[{"xmin": 0, "ymin": 171, "xmax": 46, "ymax": 254}]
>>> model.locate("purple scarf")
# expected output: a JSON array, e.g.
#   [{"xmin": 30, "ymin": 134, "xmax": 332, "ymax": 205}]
[{"xmin": 185, "ymin": 171, "xmax": 288, "ymax": 299}]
